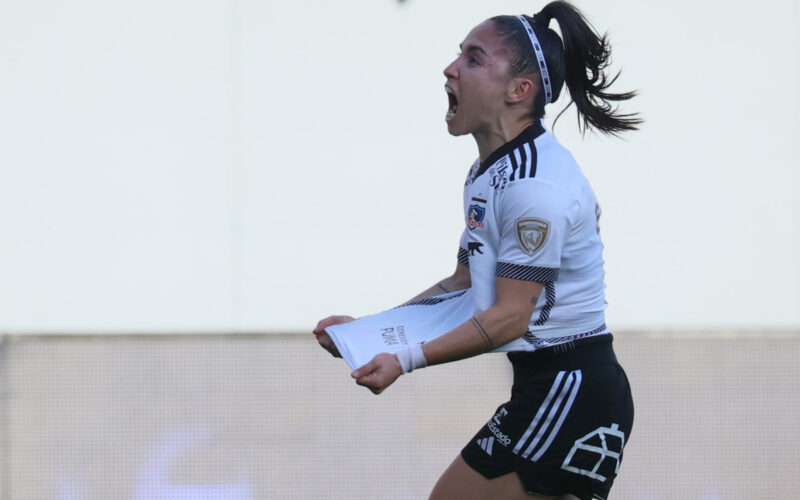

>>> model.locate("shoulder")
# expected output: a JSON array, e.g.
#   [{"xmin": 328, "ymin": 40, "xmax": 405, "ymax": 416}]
[
  {"xmin": 500, "ymin": 177, "xmax": 578, "ymax": 220},
  {"xmin": 529, "ymin": 132, "xmax": 585, "ymax": 190},
  {"xmin": 464, "ymin": 158, "xmax": 481, "ymax": 186},
  {"xmin": 497, "ymin": 134, "xmax": 586, "ymax": 220}
]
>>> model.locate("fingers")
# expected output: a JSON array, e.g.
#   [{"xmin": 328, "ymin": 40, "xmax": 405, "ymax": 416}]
[
  {"xmin": 352, "ymin": 353, "xmax": 402, "ymax": 395},
  {"xmin": 314, "ymin": 331, "xmax": 341, "ymax": 358},
  {"xmin": 318, "ymin": 336, "xmax": 340, "ymax": 357},
  {"xmin": 313, "ymin": 315, "xmax": 355, "ymax": 335},
  {"xmin": 351, "ymin": 358, "xmax": 378, "ymax": 380},
  {"xmin": 313, "ymin": 315, "xmax": 354, "ymax": 359},
  {"xmin": 355, "ymin": 372, "xmax": 384, "ymax": 395}
]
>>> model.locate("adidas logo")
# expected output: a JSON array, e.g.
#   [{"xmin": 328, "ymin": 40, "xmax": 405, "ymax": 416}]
[{"xmin": 476, "ymin": 437, "xmax": 495, "ymax": 456}]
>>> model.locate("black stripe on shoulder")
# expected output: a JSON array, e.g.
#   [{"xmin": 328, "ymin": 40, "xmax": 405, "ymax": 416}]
[
  {"xmin": 510, "ymin": 142, "xmax": 538, "ymax": 181},
  {"xmin": 473, "ymin": 121, "xmax": 545, "ymax": 180},
  {"xmin": 526, "ymin": 142, "xmax": 538, "ymax": 178},
  {"xmin": 509, "ymin": 149, "xmax": 520, "ymax": 182},
  {"xmin": 496, "ymin": 262, "xmax": 559, "ymax": 282},
  {"xmin": 518, "ymin": 143, "xmax": 528, "ymax": 179}
]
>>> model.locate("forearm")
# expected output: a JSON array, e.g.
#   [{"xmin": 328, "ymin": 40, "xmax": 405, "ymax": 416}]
[
  {"xmin": 353, "ymin": 307, "xmax": 526, "ymax": 394},
  {"xmin": 421, "ymin": 303, "xmax": 530, "ymax": 366},
  {"xmin": 401, "ymin": 265, "xmax": 471, "ymax": 305},
  {"xmin": 353, "ymin": 277, "xmax": 540, "ymax": 393}
]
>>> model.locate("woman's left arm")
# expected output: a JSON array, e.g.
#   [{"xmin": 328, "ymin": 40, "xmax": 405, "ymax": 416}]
[{"xmin": 352, "ymin": 276, "xmax": 544, "ymax": 394}]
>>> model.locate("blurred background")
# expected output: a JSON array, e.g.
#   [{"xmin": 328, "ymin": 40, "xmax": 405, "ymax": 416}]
[{"xmin": 0, "ymin": 0, "xmax": 798, "ymax": 498}]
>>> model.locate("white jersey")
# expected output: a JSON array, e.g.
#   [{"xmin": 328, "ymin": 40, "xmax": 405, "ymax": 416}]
[{"xmin": 458, "ymin": 121, "xmax": 610, "ymax": 351}]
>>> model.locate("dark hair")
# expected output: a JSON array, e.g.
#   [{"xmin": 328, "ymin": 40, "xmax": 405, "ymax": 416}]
[{"xmin": 490, "ymin": 1, "xmax": 641, "ymax": 136}]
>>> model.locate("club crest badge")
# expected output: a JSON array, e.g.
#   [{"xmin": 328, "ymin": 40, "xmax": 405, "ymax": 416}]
[
  {"xmin": 516, "ymin": 218, "xmax": 550, "ymax": 255},
  {"xmin": 467, "ymin": 204, "xmax": 486, "ymax": 230}
]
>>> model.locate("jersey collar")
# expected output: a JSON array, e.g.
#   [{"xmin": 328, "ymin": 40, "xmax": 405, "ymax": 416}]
[{"xmin": 474, "ymin": 120, "xmax": 546, "ymax": 179}]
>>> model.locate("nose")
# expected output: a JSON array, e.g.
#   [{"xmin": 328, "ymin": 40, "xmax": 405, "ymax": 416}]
[{"xmin": 443, "ymin": 58, "xmax": 458, "ymax": 80}]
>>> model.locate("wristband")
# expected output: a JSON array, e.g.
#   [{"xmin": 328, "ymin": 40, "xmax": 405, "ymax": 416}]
[{"xmin": 396, "ymin": 344, "xmax": 428, "ymax": 374}]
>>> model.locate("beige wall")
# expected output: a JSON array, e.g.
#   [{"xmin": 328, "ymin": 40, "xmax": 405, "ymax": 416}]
[
  {"xmin": 1, "ymin": 0, "xmax": 799, "ymax": 333},
  {"xmin": 1, "ymin": 331, "xmax": 798, "ymax": 499}
]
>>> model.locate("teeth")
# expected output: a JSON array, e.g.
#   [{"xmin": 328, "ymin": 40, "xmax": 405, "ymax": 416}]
[{"xmin": 445, "ymin": 84, "xmax": 457, "ymax": 120}]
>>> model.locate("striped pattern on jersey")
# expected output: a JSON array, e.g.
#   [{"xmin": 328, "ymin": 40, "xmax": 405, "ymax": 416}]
[
  {"xmin": 496, "ymin": 262, "xmax": 558, "ymax": 282},
  {"xmin": 513, "ymin": 369, "xmax": 582, "ymax": 462},
  {"xmin": 399, "ymin": 289, "xmax": 468, "ymax": 308},
  {"xmin": 522, "ymin": 325, "xmax": 610, "ymax": 350},
  {"xmin": 533, "ymin": 282, "xmax": 556, "ymax": 326},
  {"xmin": 466, "ymin": 121, "xmax": 544, "ymax": 184},
  {"xmin": 509, "ymin": 141, "xmax": 538, "ymax": 182},
  {"xmin": 457, "ymin": 247, "xmax": 470, "ymax": 267}
]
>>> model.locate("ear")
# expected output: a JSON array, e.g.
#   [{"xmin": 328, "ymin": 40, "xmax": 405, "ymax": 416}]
[{"xmin": 506, "ymin": 77, "xmax": 535, "ymax": 105}]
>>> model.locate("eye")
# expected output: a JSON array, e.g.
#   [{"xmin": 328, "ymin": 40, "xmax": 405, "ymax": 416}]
[{"xmin": 457, "ymin": 49, "xmax": 481, "ymax": 66}]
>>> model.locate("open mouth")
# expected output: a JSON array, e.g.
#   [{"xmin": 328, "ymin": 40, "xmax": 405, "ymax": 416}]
[{"xmin": 446, "ymin": 86, "xmax": 458, "ymax": 120}]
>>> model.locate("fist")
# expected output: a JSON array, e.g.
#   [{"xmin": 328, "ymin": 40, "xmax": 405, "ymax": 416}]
[{"xmin": 351, "ymin": 352, "xmax": 403, "ymax": 395}]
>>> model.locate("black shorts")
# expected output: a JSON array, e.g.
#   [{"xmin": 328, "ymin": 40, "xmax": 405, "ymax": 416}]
[{"xmin": 461, "ymin": 334, "xmax": 633, "ymax": 500}]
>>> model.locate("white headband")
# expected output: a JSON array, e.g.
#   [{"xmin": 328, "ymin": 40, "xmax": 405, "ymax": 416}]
[{"xmin": 517, "ymin": 15, "xmax": 553, "ymax": 105}]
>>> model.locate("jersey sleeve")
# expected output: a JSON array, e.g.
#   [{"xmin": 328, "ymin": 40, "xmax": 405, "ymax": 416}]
[
  {"xmin": 457, "ymin": 229, "xmax": 470, "ymax": 267},
  {"xmin": 496, "ymin": 180, "xmax": 576, "ymax": 283}
]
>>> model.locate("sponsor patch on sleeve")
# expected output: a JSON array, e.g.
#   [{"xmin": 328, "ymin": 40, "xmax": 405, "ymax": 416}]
[{"xmin": 515, "ymin": 218, "xmax": 550, "ymax": 255}]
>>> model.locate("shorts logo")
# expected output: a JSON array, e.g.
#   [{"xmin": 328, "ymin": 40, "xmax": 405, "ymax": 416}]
[
  {"xmin": 487, "ymin": 407, "xmax": 512, "ymax": 447},
  {"xmin": 516, "ymin": 218, "xmax": 550, "ymax": 255},
  {"xmin": 467, "ymin": 204, "xmax": 486, "ymax": 230},
  {"xmin": 476, "ymin": 437, "xmax": 495, "ymax": 456},
  {"xmin": 561, "ymin": 423, "xmax": 626, "ymax": 482}
]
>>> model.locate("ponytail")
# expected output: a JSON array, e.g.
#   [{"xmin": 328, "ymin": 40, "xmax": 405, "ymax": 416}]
[{"xmin": 491, "ymin": 1, "xmax": 641, "ymax": 136}]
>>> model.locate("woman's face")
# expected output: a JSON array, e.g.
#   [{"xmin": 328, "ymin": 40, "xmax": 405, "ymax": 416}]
[{"xmin": 443, "ymin": 21, "xmax": 515, "ymax": 137}]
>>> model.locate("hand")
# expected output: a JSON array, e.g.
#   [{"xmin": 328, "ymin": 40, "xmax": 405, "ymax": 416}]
[
  {"xmin": 312, "ymin": 315, "xmax": 355, "ymax": 358},
  {"xmin": 351, "ymin": 352, "xmax": 403, "ymax": 395}
]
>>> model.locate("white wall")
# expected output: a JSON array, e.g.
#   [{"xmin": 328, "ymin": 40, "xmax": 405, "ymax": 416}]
[{"xmin": 1, "ymin": 0, "xmax": 798, "ymax": 332}]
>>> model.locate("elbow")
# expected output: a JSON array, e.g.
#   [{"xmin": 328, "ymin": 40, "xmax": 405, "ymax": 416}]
[
  {"xmin": 451, "ymin": 263, "xmax": 471, "ymax": 290},
  {"xmin": 507, "ymin": 312, "xmax": 533, "ymax": 340},
  {"xmin": 452, "ymin": 274, "xmax": 471, "ymax": 290},
  {"xmin": 484, "ymin": 306, "xmax": 533, "ymax": 345}
]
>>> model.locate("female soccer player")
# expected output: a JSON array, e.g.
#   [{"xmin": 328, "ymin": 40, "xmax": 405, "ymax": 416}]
[{"xmin": 314, "ymin": 2, "xmax": 638, "ymax": 498}]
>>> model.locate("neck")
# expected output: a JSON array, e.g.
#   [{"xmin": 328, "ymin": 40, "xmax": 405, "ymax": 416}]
[{"xmin": 473, "ymin": 117, "xmax": 538, "ymax": 163}]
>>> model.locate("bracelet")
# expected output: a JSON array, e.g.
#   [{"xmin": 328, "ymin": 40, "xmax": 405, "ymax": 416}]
[{"xmin": 396, "ymin": 344, "xmax": 428, "ymax": 374}]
